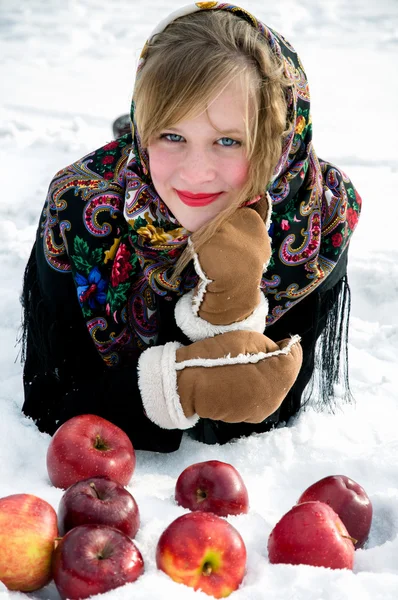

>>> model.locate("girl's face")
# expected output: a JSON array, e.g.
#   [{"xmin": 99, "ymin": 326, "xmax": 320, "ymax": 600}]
[{"xmin": 146, "ymin": 77, "xmax": 251, "ymax": 232}]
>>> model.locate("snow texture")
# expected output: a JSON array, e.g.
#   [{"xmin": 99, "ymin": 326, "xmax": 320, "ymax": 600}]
[{"xmin": 1, "ymin": 0, "xmax": 398, "ymax": 598}]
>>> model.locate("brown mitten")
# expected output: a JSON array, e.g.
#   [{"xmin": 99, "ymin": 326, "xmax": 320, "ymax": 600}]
[
  {"xmin": 175, "ymin": 196, "xmax": 272, "ymax": 342},
  {"xmin": 137, "ymin": 330, "xmax": 302, "ymax": 430}
]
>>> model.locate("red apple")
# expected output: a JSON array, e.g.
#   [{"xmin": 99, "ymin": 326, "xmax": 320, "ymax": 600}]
[
  {"xmin": 0, "ymin": 494, "xmax": 58, "ymax": 591},
  {"xmin": 156, "ymin": 511, "xmax": 246, "ymax": 598},
  {"xmin": 175, "ymin": 460, "xmax": 249, "ymax": 516},
  {"xmin": 46, "ymin": 414, "xmax": 135, "ymax": 489},
  {"xmin": 297, "ymin": 474, "xmax": 372, "ymax": 549},
  {"xmin": 268, "ymin": 501, "xmax": 355, "ymax": 570},
  {"xmin": 58, "ymin": 476, "xmax": 140, "ymax": 538},
  {"xmin": 52, "ymin": 524, "xmax": 144, "ymax": 600}
]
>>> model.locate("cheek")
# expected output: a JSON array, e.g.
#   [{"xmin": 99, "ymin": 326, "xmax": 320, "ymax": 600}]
[
  {"xmin": 147, "ymin": 147, "xmax": 177, "ymax": 186},
  {"xmin": 223, "ymin": 158, "xmax": 250, "ymax": 188}
]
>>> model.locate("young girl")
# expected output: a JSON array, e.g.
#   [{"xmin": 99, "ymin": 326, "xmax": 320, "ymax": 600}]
[{"xmin": 20, "ymin": 3, "xmax": 361, "ymax": 452}]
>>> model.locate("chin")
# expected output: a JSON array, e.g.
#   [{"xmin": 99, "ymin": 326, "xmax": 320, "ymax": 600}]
[
  {"xmin": 180, "ymin": 217, "xmax": 212, "ymax": 233},
  {"xmin": 178, "ymin": 207, "xmax": 223, "ymax": 233}
]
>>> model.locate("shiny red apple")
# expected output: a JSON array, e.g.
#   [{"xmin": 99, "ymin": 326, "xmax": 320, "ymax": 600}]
[
  {"xmin": 156, "ymin": 511, "xmax": 246, "ymax": 598},
  {"xmin": 58, "ymin": 476, "xmax": 140, "ymax": 538},
  {"xmin": 268, "ymin": 501, "xmax": 355, "ymax": 570},
  {"xmin": 52, "ymin": 524, "xmax": 144, "ymax": 600},
  {"xmin": 46, "ymin": 414, "xmax": 135, "ymax": 489},
  {"xmin": 296, "ymin": 474, "xmax": 372, "ymax": 549},
  {"xmin": 0, "ymin": 494, "xmax": 58, "ymax": 592},
  {"xmin": 175, "ymin": 460, "xmax": 249, "ymax": 516}
]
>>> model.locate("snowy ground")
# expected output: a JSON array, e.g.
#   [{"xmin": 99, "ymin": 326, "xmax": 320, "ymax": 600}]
[{"xmin": 1, "ymin": 0, "xmax": 398, "ymax": 598}]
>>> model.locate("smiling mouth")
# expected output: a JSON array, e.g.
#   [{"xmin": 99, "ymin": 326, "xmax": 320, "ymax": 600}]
[{"xmin": 175, "ymin": 190, "xmax": 223, "ymax": 206}]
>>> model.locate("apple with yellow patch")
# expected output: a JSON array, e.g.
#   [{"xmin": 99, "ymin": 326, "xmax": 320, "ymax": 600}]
[
  {"xmin": 0, "ymin": 493, "xmax": 58, "ymax": 591},
  {"xmin": 156, "ymin": 511, "xmax": 246, "ymax": 598}
]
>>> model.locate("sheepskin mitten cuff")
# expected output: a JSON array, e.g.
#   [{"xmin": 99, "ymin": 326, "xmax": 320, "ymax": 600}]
[
  {"xmin": 175, "ymin": 288, "xmax": 268, "ymax": 342},
  {"xmin": 137, "ymin": 342, "xmax": 200, "ymax": 430}
]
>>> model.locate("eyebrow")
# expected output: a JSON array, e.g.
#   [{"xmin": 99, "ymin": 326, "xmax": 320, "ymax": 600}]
[
  {"xmin": 165, "ymin": 126, "xmax": 244, "ymax": 137},
  {"xmin": 219, "ymin": 129, "xmax": 245, "ymax": 136}
]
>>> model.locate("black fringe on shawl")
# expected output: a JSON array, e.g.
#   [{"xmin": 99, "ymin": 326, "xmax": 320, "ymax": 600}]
[
  {"xmin": 299, "ymin": 274, "xmax": 354, "ymax": 416},
  {"xmin": 19, "ymin": 244, "xmax": 57, "ymax": 374}
]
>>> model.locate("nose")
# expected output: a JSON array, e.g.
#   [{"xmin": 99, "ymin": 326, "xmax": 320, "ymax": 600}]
[{"xmin": 179, "ymin": 147, "xmax": 216, "ymax": 186}]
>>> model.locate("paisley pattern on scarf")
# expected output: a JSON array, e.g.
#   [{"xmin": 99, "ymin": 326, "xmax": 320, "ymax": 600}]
[
  {"xmin": 39, "ymin": 2, "xmax": 361, "ymax": 367},
  {"xmin": 41, "ymin": 135, "xmax": 199, "ymax": 366}
]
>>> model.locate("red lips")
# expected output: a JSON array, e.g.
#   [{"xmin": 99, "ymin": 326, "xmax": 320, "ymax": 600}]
[{"xmin": 175, "ymin": 190, "xmax": 222, "ymax": 206}]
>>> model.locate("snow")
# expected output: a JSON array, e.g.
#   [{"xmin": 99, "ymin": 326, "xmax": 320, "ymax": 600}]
[{"xmin": 1, "ymin": 0, "xmax": 398, "ymax": 598}]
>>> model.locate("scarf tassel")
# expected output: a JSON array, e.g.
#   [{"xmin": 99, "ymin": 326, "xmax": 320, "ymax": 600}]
[
  {"xmin": 302, "ymin": 274, "xmax": 354, "ymax": 414},
  {"xmin": 19, "ymin": 244, "xmax": 57, "ymax": 375}
]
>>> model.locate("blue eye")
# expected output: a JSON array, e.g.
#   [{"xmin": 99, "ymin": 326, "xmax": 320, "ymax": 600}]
[
  {"xmin": 159, "ymin": 134, "xmax": 240, "ymax": 147},
  {"xmin": 160, "ymin": 133, "xmax": 184, "ymax": 143},
  {"xmin": 217, "ymin": 137, "xmax": 239, "ymax": 147}
]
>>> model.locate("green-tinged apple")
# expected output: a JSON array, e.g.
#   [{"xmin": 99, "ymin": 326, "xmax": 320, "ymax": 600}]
[
  {"xmin": 0, "ymin": 493, "xmax": 58, "ymax": 591},
  {"xmin": 175, "ymin": 460, "xmax": 249, "ymax": 516},
  {"xmin": 52, "ymin": 524, "xmax": 144, "ymax": 600},
  {"xmin": 156, "ymin": 511, "xmax": 246, "ymax": 598},
  {"xmin": 297, "ymin": 474, "xmax": 372, "ymax": 549},
  {"xmin": 58, "ymin": 476, "xmax": 140, "ymax": 538},
  {"xmin": 268, "ymin": 501, "xmax": 355, "ymax": 570},
  {"xmin": 46, "ymin": 414, "xmax": 135, "ymax": 489}
]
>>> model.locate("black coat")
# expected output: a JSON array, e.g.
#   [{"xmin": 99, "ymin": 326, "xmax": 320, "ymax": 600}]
[{"xmin": 21, "ymin": 227, "xmax": 350, "ymax": 452}]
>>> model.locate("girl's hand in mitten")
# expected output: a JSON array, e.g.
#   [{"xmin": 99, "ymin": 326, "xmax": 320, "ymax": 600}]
[
  {"xmin": 137, "ymin": 330, "xmax": 302, "ymax": 430},
  {"xmin": 175, "ymin": 198, "xmax": 272, "ymax": 342}
]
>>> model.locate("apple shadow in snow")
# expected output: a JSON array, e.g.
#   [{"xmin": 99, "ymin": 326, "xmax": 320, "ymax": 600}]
[
  {"xmin": 27, "ymin": 581, "xmax": 60, "ymax": 600},
  {"xmin": 364, "ymin": 500, "xmax": 397, "ymax": 550}
]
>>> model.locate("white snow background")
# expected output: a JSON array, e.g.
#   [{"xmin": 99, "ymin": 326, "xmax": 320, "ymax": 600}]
[{"xmin": 1, "ymin": 0, "xmax": 398, "ymax": 598}]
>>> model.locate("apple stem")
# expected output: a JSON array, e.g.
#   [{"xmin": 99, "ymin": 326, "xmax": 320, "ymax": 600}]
[
  {"xmin": 342, "ymin": 534, "xmax": 358, "ymax": 545},
  {"xmin": 54, "ymin": 537, "xmax": 63, "ymax": 550},
  {"xmin": 94, "ymin": 434, "xmax": 110, "ymax": 451},
  {"xmin": 202, "ymin": 562, "xmax": 212, "ymax": 576},
  {"xmin": 196, "ymin": 488, "xmax": 207, "ymax": 503},
  {"xmin": 89, "ymin": 482, "xmax": 101, "ymax": 499}
]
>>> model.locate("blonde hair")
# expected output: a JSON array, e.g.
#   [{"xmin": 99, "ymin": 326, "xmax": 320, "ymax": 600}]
[{"xmin": 133, "ymin": 10, "xmax": 293, "ymax": 280}]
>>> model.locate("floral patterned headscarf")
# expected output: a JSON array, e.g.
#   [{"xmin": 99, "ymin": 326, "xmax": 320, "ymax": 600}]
[{"xmin": 41, "ymin": 2, "xmax": 361, "ymax": 367}]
